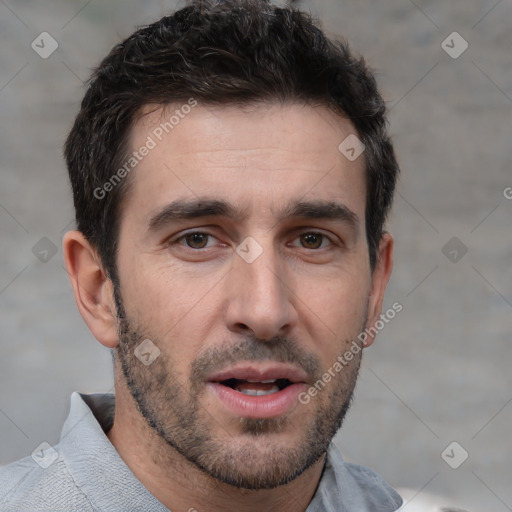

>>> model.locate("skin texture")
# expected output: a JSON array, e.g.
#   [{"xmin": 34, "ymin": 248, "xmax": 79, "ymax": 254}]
[{"xmin": 63, "ymin": 102, "xmax": 393, "ymax": 512}]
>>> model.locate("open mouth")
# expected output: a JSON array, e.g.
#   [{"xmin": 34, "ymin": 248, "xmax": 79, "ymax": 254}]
[
  {"xmin": 206, "ymin": 364, "xmax": 308, "ymax": 418},
  {"xmin": 219, "ymin": 378, "xmax": 294, "ymax": 396}
]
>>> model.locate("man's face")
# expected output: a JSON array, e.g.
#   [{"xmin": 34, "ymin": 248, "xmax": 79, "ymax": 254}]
[{"xmin": 113, "ymin": 102, "xmax": 372, "ymax": 489}]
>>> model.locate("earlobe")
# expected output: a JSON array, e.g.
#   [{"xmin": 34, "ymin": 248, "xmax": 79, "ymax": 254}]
[
  {"xmin": 363, "ymin": 232, "xmax": 394, "ymax": 348},
  {"xmin": 62, "ymin": 230, "xmax": 119, "ymax": 348}
]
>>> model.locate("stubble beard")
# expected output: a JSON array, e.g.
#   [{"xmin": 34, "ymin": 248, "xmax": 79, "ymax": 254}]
[{"xmin": 112, "ymin": 285, "xmax": 363, "ymax": 490}]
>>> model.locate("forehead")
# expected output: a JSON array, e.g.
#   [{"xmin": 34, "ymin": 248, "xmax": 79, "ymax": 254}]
[{"xmin": 122, "ymin": 101, "xmax": 366, "ymax": 227}]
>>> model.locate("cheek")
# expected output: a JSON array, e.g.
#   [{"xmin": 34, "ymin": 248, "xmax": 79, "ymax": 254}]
[
  {"xmin": 121, "ymin": 255, "xmax": 185, "ymax": 313},
  {"xmin": 297, "ymin": 274, "xmax": 370, "ymax": 362},
  {"xmin": 119, "ymin": 259, "xmax": 220, "ymax": 356}
]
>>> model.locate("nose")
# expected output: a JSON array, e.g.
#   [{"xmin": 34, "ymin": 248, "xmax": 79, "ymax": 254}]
[{"xmin": 224, "ymin": 242, "xmax": 298, "ymax": 340}]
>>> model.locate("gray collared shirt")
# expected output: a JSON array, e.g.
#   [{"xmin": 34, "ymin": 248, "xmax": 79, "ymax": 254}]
[{"xmin": 0, "ymin": 392, "xmax": 403, "ymax": 511}]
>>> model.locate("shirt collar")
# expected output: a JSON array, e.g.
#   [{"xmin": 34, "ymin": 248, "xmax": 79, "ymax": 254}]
[
  {"xmin": 307, "ymin": 442, "xmax": 402, "ymax": 511},
  {"xmin": 60, "ymin": 392, "xmax": 169, "ymax": 511},
  {"xmin": 60, "ymin": 392, "xmax": 401, "ymax": 511}
]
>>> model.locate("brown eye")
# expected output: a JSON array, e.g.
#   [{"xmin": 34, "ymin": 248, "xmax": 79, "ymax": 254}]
[
  {"xmin": 184, "ymin": 232, "xmax": 210, "ymax": 249},
  {"xmin": 299, "ymin": 233, "xmax": 324, "ymax": 249}
]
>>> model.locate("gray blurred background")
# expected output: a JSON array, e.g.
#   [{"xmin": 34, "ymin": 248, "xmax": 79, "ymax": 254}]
[{"xmin": 0, "ymin": 0, "xmax": 511, "ymax": 510}]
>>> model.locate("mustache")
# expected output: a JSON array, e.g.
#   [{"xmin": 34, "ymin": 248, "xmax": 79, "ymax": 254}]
[{"xmin": 190, "ymin": 335, "xmax": 323, "ymax": 383}]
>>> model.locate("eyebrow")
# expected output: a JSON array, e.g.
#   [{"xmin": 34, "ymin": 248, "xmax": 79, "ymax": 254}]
[
  {"xmin": 148, "ymin": 198, "xmax": 246, "ymax": 232},
  {"xmin": 278, "ymin": 200, "xmax": 359, "ymax": 232},
  {"xmin": 147, "ymin": 197, "xmax": 359, "ymax": 234}
]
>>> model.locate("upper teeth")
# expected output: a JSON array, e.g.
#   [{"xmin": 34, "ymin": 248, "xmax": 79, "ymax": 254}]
[{"xmin": 246, "ymin": 379, "xmax": 276, "ymax": 383}]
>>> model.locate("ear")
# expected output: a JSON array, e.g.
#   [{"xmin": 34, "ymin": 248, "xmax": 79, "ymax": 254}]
[
  {"xmin": 63, "ymin": 230, "xmax": 119, "ymax": 348},
  {"xmin": 363, "ymin": 232, "xmax": 394, "ymax": 348}
]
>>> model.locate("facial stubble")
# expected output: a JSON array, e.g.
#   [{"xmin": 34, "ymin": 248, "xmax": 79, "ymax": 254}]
[{"xmin": 112, "ymin": 284, "xmax": 364, "ymax": 490}]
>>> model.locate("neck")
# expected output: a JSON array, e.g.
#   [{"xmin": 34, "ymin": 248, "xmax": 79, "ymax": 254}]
[{"xmin": 107, "ymin": 381, "xmax": 325, "ymax": 512}]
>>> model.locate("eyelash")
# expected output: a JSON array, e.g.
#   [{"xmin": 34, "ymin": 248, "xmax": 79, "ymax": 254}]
[{"xmin": 170, "ymin": 230, "xmax": 336, "ymax": 250}]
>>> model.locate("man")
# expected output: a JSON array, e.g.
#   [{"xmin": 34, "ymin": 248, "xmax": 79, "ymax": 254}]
[{"xmin": 0, "ymin": 0, "xmax": 402, "ymax": 510}]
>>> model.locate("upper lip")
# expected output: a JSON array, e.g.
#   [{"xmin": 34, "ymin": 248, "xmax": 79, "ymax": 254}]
[{"xmin": 207, "ymin": 364, "xmax": 308, "ymax": 384}]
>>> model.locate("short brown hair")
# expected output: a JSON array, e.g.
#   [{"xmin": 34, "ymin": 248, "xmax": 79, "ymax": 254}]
[{"xmin": 64, "ymin": 0, "xmax": 399, "ymax": 280}]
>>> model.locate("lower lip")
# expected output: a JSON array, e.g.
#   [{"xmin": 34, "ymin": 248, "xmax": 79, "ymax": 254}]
[{"xmin": 207, "ymin": 382, "xmax": 307, "ymax": 419}]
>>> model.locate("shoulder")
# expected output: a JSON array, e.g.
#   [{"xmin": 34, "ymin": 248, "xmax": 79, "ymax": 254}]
[{"xmin": 0, "ymin": 454, "xmax": 94, "ymax": 512}]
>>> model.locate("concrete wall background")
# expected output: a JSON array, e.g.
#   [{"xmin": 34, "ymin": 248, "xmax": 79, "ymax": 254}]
[{"xmin": 0, "ymin": 1, "xmax": 511, "ymax": 510}]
